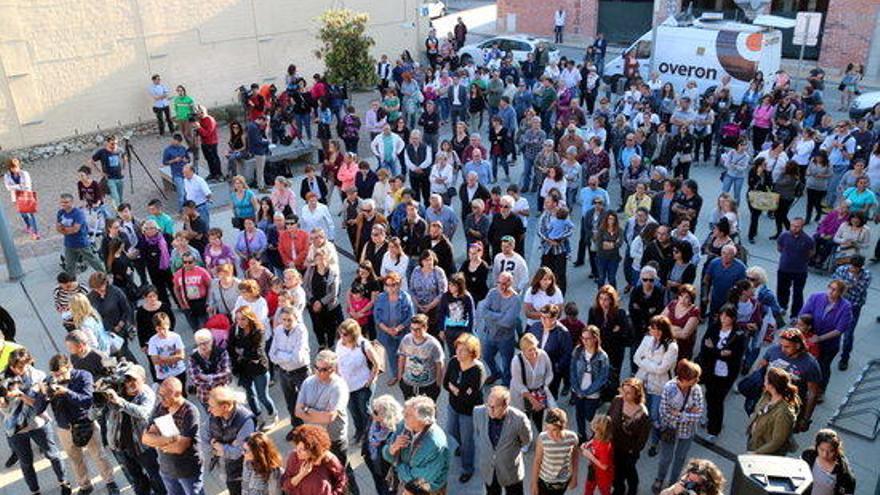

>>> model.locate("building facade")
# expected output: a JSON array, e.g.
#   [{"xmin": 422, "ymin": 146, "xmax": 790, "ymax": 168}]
[
  {"xmin": 497, "ymin": 0, "xmax": 880, "ymax": 77},
  {"xmin": 0, "ymin": 0, "xmax": 428, "ymax": 149}
]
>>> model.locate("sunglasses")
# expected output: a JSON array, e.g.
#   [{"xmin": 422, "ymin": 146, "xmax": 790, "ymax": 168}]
[
  {"xmin": 641, "ymin": 278, "xmax": 655, "ymax": 282},
  {"xmin": 314, "ymin": 366, "xmax": 332, "ymax": 373}
]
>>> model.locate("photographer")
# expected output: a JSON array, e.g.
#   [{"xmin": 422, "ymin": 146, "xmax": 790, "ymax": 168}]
[
  {"xmin": 0, "ymin": 348, "xmax": 72, "ymax": 495},
  {"xmin": 659, "ymin": 458, "xmax": 725, "ymax": 495},
  {"xmin": 103, "ymin": 364, "xmax": 166, "ymax": 495},
  {"xmin": 207, "ymin": 385, "xmax": 257, "ymax": 495},
  {"xmin": 44, "ymin": 353, "xmax": 120, "ymax": 495}
]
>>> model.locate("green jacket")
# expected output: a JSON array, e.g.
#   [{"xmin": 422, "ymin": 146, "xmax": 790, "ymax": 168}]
[
  {"xmin": 382, "ymin": 423, "xmax": 450, "ymax": 491},
  {"xmin": 487, "ymin": 79, "xmax": 504, "ymax": 108},
  {"xmin": 747, "ymin": 393, "xmax": 798, "ymax": 455}
]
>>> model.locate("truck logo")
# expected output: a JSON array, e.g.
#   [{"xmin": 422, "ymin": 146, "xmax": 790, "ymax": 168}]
[
  {"xmin": 716, "ymin": 30, "xmax": 762, "ymax": 82},
  {"xmin": 658, "ymin": 62, "xmax": 718, "ymax": 80}
]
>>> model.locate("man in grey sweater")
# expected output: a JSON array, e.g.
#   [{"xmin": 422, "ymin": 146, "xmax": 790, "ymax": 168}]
[{"xmin": 481, "ymin": 271, "xmax": 522, "ymax": 386}]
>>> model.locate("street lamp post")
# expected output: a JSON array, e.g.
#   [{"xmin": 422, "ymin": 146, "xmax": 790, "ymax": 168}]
[{"xmin": 0, "ymin": 204, "xmax": 24, "ymax": 281}]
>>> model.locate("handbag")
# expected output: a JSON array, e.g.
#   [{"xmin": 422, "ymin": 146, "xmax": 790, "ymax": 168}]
[
  {"xmin": 14, "ymin": 190, "xmax": 37, "ymax": 214},
  {"xmin": 659, "ymin": 387, "xmax": 691, "ymax": 443},
  {"xmin": 748, "ymin": 190, "xmax": 780, "ymax": 211},
  {"xmin": 70, "ymin": 420, "xmax": 95, "ymax": 447},
  {"xmin": 519, "ymin": 354, "xmax": 548, "ymax": 414}
]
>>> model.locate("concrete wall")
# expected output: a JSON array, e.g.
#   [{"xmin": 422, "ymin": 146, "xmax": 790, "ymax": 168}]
[
  {"xmin": 497, "ymin": 0, "xmax": 599, "ymax": 41},
  {"xmin": 0, "ymin": 0, "xmax": 427, "ymax": 149}
]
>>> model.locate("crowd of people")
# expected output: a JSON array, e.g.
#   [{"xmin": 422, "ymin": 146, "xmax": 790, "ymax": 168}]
[{"xmin": 0, "ymin": 18, "xmax": 873, "ymax": 495}]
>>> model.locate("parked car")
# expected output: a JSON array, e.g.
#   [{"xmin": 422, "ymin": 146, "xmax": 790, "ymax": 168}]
[
  {"xmin": 424, "ymin": 0, "xmax": 447, "ymax": 19},
  {"xmin": 457, "ymin": 35, "xmax": 560, "ymax": 67},
  {"xmin": 849, "ymin": 91, "xmax": 880, "ymax": 120}
]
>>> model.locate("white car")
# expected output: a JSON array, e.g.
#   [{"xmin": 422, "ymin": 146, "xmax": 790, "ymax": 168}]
[
  {"xmin": 423, "ymin": 0, "xmax": 447, "ymax": 19},
  {"xmin": 457, "ymin": 36, "xmax": 560, "ymax": 67}
]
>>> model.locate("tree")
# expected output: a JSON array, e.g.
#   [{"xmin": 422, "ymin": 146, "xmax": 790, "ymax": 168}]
[{"xmin": 315, "ymin": 9, "xmax": 377, "ymax": 89}]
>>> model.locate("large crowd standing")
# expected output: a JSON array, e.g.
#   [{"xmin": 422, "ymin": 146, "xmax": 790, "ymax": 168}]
[{"xmin": 0, "ymin": 18, "xmax": 873, "ymax": 495}]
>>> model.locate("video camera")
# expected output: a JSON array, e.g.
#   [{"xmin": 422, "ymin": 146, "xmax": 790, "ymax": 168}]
[
  {"xmin": 43, "ymin": 375, "xmax": 69, "ymax": 397},
  {"xmin": 0, "ymin": 376, "xmax": 22, "ymax": 400},
  {"xmin": 94, "ymin": 358, "xmax": 134, "ymax": 405}
]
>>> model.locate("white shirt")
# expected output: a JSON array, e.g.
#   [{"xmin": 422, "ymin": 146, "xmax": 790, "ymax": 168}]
[
  {"xmin": 335, "ymin": 337, "xmax": 373, "ymax": 391},
  {"xmin": 758, "ymin": 150, "xmax": 791, "ymax": 182},
  {"xmin": 452, "ymin": 83, "xmax": 463, "ymax": 106},
  {"xmin": 299, "ymin": 203, "xmax": 335, "ymax": 241},
  {"xmin": 560, "ymin": 68, "xmax": 582, "ymax": 89},
  {"xmin": 430, "ymin": 164, "xmax": 455, "ymax": 194},
  {"xmin": 380, "ymin": 252, "xmax": 410, "ymax": 292},
  {"xmin": 554, "ymin": 10, "xmax": 566, "ymax": 26},
  {"xmin": 270, "ymin": 323, "xmax": 311, "ymax": 371},
  {"xmin": 147, "ymin": 332, "xmax": 187, "ymax": 380},
  {"xmin": 791, "ymin": 137, "xmax": 815, "ymax": 166},
  {"xmin": 150, "ymin": 83, "xmax": 170, "ymax": 108},
  {"xmin": 523, "ymin": 289, "xmax": 564, "ymax": 327},
  {"xmin": 233, "ymin": 296, "xmax": 270, "ymax": 329},
  {"xmin": 183, "ymin": 174, "xmax": 212, "ymax": 205},
  {"xmin": 492, "ymin": 252, "xmax": 529, "ymax": 291}
]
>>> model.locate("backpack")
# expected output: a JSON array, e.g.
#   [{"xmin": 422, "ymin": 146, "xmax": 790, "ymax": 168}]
[{"xmin": 361, "ymin": 339, "xmax": 386, "ymax": 374}]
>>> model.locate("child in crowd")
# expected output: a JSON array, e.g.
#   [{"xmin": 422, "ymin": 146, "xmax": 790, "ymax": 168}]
[{"xmin": 581, "ymin": 414, "xmax": 614, "ymax": 495}]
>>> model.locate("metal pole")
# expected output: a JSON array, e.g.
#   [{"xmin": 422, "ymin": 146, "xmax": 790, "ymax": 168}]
[
  {"xmin": 0, "ymin": 204, "xmax": 24, "ymax": 281},
  {"xmin": 795, "ymin": 19, "xmax": 810, "ymax": 91},
  {"xmin": 649, "ymin": 0, "xmax": 661, "ymax": 73}
]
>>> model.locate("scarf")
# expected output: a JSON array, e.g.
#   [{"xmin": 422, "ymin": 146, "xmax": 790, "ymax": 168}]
[{"xmin": 144, "ymin": 233, "xmax": 171, "ymax": 270}]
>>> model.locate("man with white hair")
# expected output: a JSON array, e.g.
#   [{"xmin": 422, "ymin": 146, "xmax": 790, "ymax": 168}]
[
  {"xmin": 463, "ymin": 148, "xmax": 493, "ymax": 185},
  {"xmin": 404, "ymin": 129, "xmax": 433, "ymax": 204},
  {"xmin": 295, "ymin": 349, "xmax": 359, "ymax": 494},
  {"xmin": 488, "ymin": 195, "xmax": 526, "ymax": 257},
  {"xmin": 383, "ymin": 396, "xmax": 450, "ymax": 493},
  {"xmin": 371, "ymin": 123, "xmax": 405, "ymax": 176},
  {"xmin": 458, "ymin": 171, "xmax": 491, "ymax": 225},
  {"xmin": 207, "ymin": 386, "xmax": 255, "ymax": 495},
  {"xmin": 424, "ymin": 193, "xmax": 458, "ymax": 241},
  {"xmin": 473, "ymin": 386, "xmax": 533, "ymax": 495},
  {"xmin": 702, "ymin": 244, "xmax": 747, "ymax": 315}
]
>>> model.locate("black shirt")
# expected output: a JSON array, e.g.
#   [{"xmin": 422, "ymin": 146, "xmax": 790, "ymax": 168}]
[
  {"xmin": 443, "ymin": 358, "xmax": 486, "ymax": 415},
  {"xmin": 459, "ymin": 259, "xmax": 490, "ymax": 304}
]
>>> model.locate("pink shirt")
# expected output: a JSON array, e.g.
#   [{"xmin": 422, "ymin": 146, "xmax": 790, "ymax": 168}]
[
  {"xmin": 173, "ymin": 266, "xmax": 212, "ymax": 301},
  {"xmin": 752, "ymin": 104, "xmax": 774, "ymax": 129}
]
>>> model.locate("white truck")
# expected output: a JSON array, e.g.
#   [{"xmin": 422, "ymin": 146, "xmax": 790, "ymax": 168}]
[{"xmin": 603, "ymin": 13, "xmax": 796, "ymax": 101}]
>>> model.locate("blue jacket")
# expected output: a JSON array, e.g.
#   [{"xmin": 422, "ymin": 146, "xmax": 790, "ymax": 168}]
[
  {"xmin": 757, "ymin": 285, "xmax": 783, "ymax": 318},
  {"xmin": 48, "ymin": 369, "xmax": 93, "ymax": 429},
  {"xmin": 245, "ymin": 121, "xmax": 269, "ymax": 155},
  {"xmin": 570, "ymin": 346, "xmax": 610, "ymax": 398},
  {"xmin": 383, "ymin": 423, "xmax": 450, "ymax": 491},
  {"xmin": 526, "ymin": 322, "xmax": 573, "ymax": 380},
  {"xmin": 373, "ymin": 290, "xmax": 415, "ymax": 331}
]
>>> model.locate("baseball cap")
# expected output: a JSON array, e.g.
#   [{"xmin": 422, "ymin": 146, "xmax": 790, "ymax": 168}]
[
  {"xmin": 501, "ymin": 235, "xmax": 515, "ymax": 243},
  {"xmin": 123, "ymin": 364, "xmax": 146, "ymax": 382}
]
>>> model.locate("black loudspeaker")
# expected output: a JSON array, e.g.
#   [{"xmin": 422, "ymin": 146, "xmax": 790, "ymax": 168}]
[{"xmin": 731, "ymin": 455, "xmax": 812, "ymax": 495}]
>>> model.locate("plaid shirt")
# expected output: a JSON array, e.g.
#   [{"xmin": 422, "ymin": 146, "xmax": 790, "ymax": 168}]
[
  {"xmin": 832, "ymin": 265, "xmax": 872, "ymax": 308},
  {"xmin": 658, "ymin": 379, "xmax": 705, "ymax": 440},
  {"xmin": 188, "ymin": 348, "xmax": 232, "ymax": 406},
  {"xmin": 538, "ymin": 210, "xmax": 573, "ymax": 256}
]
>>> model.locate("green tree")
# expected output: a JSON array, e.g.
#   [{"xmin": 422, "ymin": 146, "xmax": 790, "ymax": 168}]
[{"xmin": 315, "ymin": 9, "xmax": 377, "ymax": 88}]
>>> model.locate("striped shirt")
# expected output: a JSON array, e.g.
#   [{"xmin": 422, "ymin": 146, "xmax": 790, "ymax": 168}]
[{"xmin": 538, "ymin": 430, "xmax": 578, "ymax": 483}]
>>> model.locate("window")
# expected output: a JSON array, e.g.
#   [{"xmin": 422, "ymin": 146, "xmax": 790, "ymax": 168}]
[{"xmin": 510, "ymin": 41, "xmax": 532, "ymax": 52}]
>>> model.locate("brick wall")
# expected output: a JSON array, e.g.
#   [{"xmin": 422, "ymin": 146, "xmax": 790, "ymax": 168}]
[
  {"xmin": 818, "ymin": 0, "xmax": 880, "ymax": 70},
  {"xmin": 497, "ymin": 0, "xmax": 598, "ymax": 41},
  {"xmin": 0, "ymin": 0, "xmax": 427, "ymax": 149}
]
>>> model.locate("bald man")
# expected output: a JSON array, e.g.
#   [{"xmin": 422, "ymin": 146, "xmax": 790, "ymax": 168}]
[{"xmin": 142, "ymin": 377, "xmax": 205, "ymax": 495}]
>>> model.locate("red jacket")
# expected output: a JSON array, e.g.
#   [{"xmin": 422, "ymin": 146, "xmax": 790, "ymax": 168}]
[
  {"xmin": 196, "ymin": 115, "xmax": 219, "ymax": 145},
  {"xmin": 278, "ymin": 228, "xmax": 310, "ymax": 271}
]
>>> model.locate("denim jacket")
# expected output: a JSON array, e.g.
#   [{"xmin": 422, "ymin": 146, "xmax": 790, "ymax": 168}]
[
  {"xmin": 569, "ymin": 347, "xmax": 610, "ymax": 398},
  {"xmin": 373, "ymin": 290, "xmax": 415, "ymax": 331},
  {"xmin": 106, "ymin": 385, "xmax": 156, "ymax": 455},
  {"xmin": 756, "ymin": 285, "xmax": 784, "ymax": 318}
]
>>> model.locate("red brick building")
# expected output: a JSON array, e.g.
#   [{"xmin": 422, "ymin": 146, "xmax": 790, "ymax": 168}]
[{"xmin": 496, "ymin": 0, "xmax": 880, "ymax": 75}]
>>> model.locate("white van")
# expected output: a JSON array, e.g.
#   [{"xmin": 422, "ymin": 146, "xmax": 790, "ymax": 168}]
[{"xmin": 603, "ymin": 14, "xmax": 794, "ymax": 101}]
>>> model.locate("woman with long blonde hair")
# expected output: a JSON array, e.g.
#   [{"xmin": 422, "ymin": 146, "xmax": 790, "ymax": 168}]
[{"xmin": 70, "ymin": 293, "xmax": 110, "ymax": 353}]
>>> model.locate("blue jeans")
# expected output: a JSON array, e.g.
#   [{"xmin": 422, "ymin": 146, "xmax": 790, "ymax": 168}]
[
  {"xmin": 483, "ymin": 336, "xmax": 516, "ymax": 386},
  {"xmin": 378, "ymin": 157, "xmax": 400, "ymax": 177},
  {"xmin": 107, "ymin": 178, "xmax": 124, "ymax": 206},
  {"xmin": 646, "ymin": 393, "xmax": 662, "ymax": 444},
  {"xmin": 295, "ymin": 113, "xmax": 312, "ymax": 140},
  {"xmin": 447, "ymin": 405, "xmax": 476, "ymax": 475},
  {"xmin": 742, "ymin": 329, "xmax": 763, "ymax": 374},
  {"xmin": 240, "ymin": 372, "xmax": 276, "ymax": 417},
  {"xmin": 721, "ymin": 174, "xmax": 745, "ymax": 205},
  {"xmin": 173, "ymin": 175, "xmax": 186, "ymax": 211},
  {"xmin": 826, "ymin": 165, "xmax": 848, "ymax": 207},
  {"xmin": 20, "ymin": 212, "xmax": 38, "ymax": 233},
  {"xmin": 377, "ymin": 329, "xmax": 405, "ymax": 378},
  {"xmin": 196, "ymin": 202, "xmax": 211, "ymax": 229},
  {"xmin": 349, "ymin": 386, "xmax": 373, "ymax": 438},
  {"xmin": 656, "ymin": 436, "xmax": 694, "ymax": 486},
  {"xmin": 160, "ymin": 472, "xmax": 205, "ymax": 495},
  {"xmin": 521, "ymin": 155, "xmax": 536, "ymax": 191},
  {"xmin": 596, "ymin": 257, "xmax": 619, "ymax": 288},
  {"xmin": 438, "ymin": 98, "xmax": 450, "ymax": 121},
  {"xmin": 574, "ymin": 396, "xmax": 601, "ymax": 440},
  {"xmin": 7, "ymin": 424, "xmax": 67, "ymax": 492},
  {"xmin": 841, "ymin": 304, "xmax": 862, "ymax": 360},
  {"xmin": 492, "ymin": 155, "xmax": 508, "ymax": 182}
]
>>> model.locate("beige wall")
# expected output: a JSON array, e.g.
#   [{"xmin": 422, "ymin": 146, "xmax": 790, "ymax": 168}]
[{"xmin": 0, "ymin": 0, "xmax": 428, "ymax": 149}]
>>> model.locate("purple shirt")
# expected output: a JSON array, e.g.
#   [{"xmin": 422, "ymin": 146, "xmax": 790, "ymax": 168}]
[
  {"xmin": 777, "ymin": 231, "xmax": 814, "ymax": 273},
  {"xmin": 799, "ymin": 292, "xmax": 852, "ymax": 352}
]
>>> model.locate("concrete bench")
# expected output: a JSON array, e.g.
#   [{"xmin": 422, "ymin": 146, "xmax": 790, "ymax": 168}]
[
  {"xmin": 158, "ymin": 166, "xmax": 176, "ymax": 191},
  {"xmin": 238, "ymin": 142, "xmax": 318, "ymax": 185}
]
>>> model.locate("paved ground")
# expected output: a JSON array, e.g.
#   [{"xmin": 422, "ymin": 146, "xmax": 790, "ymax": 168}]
[{"xmin": 3, "ymin": 120, "xmax": 880, "ymax": 494}]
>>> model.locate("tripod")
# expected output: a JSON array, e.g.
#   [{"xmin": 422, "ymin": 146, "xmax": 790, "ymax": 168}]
[{"xmin": 123, "ymin": 137, "xmax": 167, "ymax": 200}]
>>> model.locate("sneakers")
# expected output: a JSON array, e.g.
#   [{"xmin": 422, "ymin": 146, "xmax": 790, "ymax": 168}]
[
  {"xmin": 651, "ymin": 479, "xmax": 664, "ymax": 494},
  {"xmin": 59, "ymin": 482, "xmax": 72, "ymax": 495},
  {"xmin": 703, "ymin": 433, "xmax": 717, "ymax": 443},
  {"xmin": 79, "ymin": 485, "xmax": 94, "ymax": 495},
  {"xmin": 106, "ymin": 482, "xmax": 121, "ymax": 495},
  {"xmin": 838, "ymin": 359, "xmax": 849, "ymax": 371},
  {"xmin": 647, "ymin": 444, "xmax": 658, "ymax": 457},
  {"xmin": 5, "ymin": 452, "xmax": 18, "ymax": 468}
]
